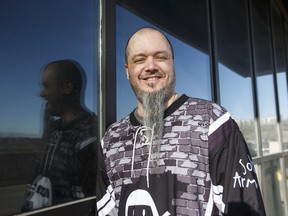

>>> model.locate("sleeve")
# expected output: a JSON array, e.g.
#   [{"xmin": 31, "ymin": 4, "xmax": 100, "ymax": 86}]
[
  {"xmin": 77, "ymin": 113, "xmax": 98, "ymax": 198},
  {"xmin": 96, "ymin": 139, "xmax": 117, "ymax": 216},
  {"xmin": 77, "ymin": 136, "xmax": 97, "ymax": 197},
  {"xmin": 208, "ymin": 113, "xmax": 266, "ymax": 216}
]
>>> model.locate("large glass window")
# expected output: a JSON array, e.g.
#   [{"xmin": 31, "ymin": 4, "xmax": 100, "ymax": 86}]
[
  {"xmin": 271, "ymin": 5, "xmax": 288, "ymax": 151},
  {"xmin": 286, "ymin": 156, "xmax": 288, "ymax": 199},
  {"xmin": 0, "ymin": 1, "xmax": 98, "ymax": 215},
  {"xmin": 116, "ymin": 1, "xmax": 211, "ymax": 120},
  {"xmin": 214, "ymin": 0, "xmax": 257, "ymax": 156},
  {"xmin": 251, "ymin": 0, "xmax": 279, "ymax": 155},
  {"xmin": 285, "ymin": 25, "xmax": 288, "ymax": 150},
  {"xmin": 262, "ymin": 159, "xmax": 285, "ymax": 216}
]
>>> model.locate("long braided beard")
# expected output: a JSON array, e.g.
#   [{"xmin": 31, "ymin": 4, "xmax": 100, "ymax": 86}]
[{"xmin": 140, "ymin": 90, "xmax": 166, "ymax": 161}]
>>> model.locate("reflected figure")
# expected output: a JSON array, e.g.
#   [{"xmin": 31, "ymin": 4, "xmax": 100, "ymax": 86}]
[{"xmin": 22, "ymin": 60, "xmax": 97, "ymax": 211}]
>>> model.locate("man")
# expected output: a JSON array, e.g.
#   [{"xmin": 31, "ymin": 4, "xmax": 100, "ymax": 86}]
[
  {"xmin": 96, "ymin": 27, "xmax": 266, "ymax": 215},
  {"xmin": 22, "ymin": 60, "xmax": 97, "ymax": 211}
]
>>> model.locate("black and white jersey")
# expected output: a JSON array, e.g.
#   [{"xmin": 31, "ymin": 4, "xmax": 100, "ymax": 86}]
[{"xmin": 96, "ymin": 94, "xmax": 266, "ymax": 216}]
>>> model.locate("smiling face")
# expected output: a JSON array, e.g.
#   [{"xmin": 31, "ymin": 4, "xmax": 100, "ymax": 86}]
[{"xmin": 125, "ymin": 28, "xmax": 175, "ymax": 105}]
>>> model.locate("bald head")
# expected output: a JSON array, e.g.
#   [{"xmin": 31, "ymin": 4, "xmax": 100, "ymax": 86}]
[
  {"xmin": 125, "ymin": 27, "xmax": 174, "ymax": 64},
  {"xmin": 40, "ymin": 59, "xmax": 86, "ymax": 118},
  {"xmin": 43, "ymin": 59, "xmax": 83, "ymax": 94}
]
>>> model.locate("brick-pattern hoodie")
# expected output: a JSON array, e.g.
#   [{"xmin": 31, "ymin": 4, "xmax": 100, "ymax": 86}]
[{"xmin": 96, "ymin": 94, "xmax": 266, "ymax": 216}]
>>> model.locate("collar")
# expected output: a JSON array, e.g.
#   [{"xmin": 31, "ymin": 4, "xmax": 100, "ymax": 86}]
[{"xmin": 130, "ymin": 94, "xmax": 189, "ymax": 126}]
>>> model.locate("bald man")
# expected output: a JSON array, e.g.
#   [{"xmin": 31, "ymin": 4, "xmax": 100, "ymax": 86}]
[{"xmin": 96, "ymin": 27, "xmax": 266, "ymax": 216}]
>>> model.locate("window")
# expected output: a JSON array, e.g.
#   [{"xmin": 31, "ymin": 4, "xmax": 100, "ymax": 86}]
[
  {"xmin": 214, "ymin": 0, "xmax": 257, "ymax": 156},
  {"xmin": 271, "ymin": 5, "xmax": 288, "ymax": 151},
  {"xmin": 251, "ymin": 0, "xmax": 279, "ymax": 156},
  {"xmin": 0, "ymin": 0, "xmax": 98, "ymax": 215},
  {"xmin": 262, "ymin": 158, "xmax": 285, "ymax": 216}
]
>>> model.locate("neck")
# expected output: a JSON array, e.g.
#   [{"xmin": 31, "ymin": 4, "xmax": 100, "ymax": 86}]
[{"xmin": 61, "ymin": 106, "xmax": 86, "ymax": 124}]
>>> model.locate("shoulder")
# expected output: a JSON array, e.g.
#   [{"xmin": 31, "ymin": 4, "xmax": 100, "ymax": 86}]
[
  {"xmin": 66, "ymin": 111, "xmax": 98, "ymax": 142},
  {"xmin": 185, "ymin": 96, "xmax": 228, "ymax": 121},
  {"xmin": 102, "ymin": 115, "xmax": 131, "ymax": 140},
  {"xmin": 81, "ymin": 111, "xmax": 98, "ymax": 125}
]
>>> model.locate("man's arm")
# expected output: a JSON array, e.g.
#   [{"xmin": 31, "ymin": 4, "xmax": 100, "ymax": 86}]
[
  {"xmin": 208, "ymin": 114, "xmax": 266, "ymax": 216},
  {"xmin": 96, "ymin": 141, "xmax": 117, "ymax": 216}
]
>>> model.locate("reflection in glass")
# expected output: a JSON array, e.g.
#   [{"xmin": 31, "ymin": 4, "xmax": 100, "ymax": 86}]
[
  {"xmin": 116, "ymin": 4, "xmax": 211, "ymax": 120},
  {"xmin": 21, "ymin": 60, "xmax": 97, "ymax": 212},
  {"xmin": 251, "ymin": 0, "xmax": 279, "ymax": 155},
  {"xmin": 271, "ymin": 6, "xmax": 288, "ymax": 151},
  {"xmin": 219, "ymin": 65, "xmax": 257, "ymax": 156},
  {"xmin": 262, "ymin": 159, "xmax": 285, "ymax": 216},
  {"xmin": 214, "ymin": 0, "xmax": 257, "ymax": 156},
  {"xmin": 0, "ymin": 1, "xmax": 98, "ymax": 215}
]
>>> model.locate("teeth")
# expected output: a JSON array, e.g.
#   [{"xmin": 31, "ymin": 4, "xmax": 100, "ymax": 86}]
[{"xmin": 146, "ymin": 77, "xmax": 158, "ymax": 80}]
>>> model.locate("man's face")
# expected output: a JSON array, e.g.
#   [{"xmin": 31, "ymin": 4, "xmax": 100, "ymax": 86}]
[
  {"xmin": 125, "ymin": 29, "xmax": 175, "ymax": 102},
  {"xmin": 40, "ymin": 68, "xmax": 65, "ymax": 117}
]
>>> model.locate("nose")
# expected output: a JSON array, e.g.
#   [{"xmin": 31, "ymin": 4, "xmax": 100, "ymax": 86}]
[
  {"xmin": 145, "ymin": 57, "xmax": 158, "ymax": 72},
  {"xmin": 39, "ymin": 89, "xmax": 45, "ymax": 98}
]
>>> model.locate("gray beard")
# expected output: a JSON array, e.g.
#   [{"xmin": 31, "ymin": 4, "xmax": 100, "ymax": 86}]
[{"xmin": 139, "ymin": 90, "xmax": 166, "ymax": 161}]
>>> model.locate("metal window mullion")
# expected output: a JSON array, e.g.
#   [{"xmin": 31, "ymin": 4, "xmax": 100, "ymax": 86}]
[
  {"xmin": 99, "ymin": 0, "xmax": 117, "ymax": 137},
  {"xmin": 269, "ymin": 1, "xmax": 282, "ymax": 144},
  {"xmin": 207, "ymin": 0, "xmax": 220, "ymax": 104},
  {"xmin": 246, "ymin": 0, "xmax": 265, "ymax": 193},
  {"xmin": 282, "ymin": 19, "xmax": 288, "ymax": 216}
]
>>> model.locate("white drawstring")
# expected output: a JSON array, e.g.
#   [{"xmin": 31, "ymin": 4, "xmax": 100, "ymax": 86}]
[
  {"xmin": 42, "ymin": 131, "xmax": 62, "ymax": 174},
  {"xmin": 146, "ymin": 124, "xmax": 155, "ymax": 188},
  {"xmin": 131, "ymin": 127, "xmax": 143, "ymax": 178},
  {"xmin": 131, "ymin": 125, "xmax": 155, "ymax": 188}
]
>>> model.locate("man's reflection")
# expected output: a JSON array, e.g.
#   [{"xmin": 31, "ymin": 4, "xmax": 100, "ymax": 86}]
[{"xmin": 22, "ymin": 59, "xmax": 97, "ymax": 211}]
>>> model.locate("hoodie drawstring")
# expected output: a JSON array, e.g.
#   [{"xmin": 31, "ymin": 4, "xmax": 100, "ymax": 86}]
[
  {"xmin": 42, "ymin": 131, "xmax": 62, "ymax": 175},
  {"xmin": 131, "ymin": 125, "xmax": 155, "ymax": 188}
]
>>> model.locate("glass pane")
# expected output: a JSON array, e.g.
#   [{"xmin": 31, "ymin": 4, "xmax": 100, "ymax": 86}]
[
  {"xmin": 214, "ymin": 0, "xmax": 257, "ymax": 156},
  {"xmin": 251, "ymin": 0, "xmax": 279, "ymax": 155},
  {"xmin": 271, "ymin": 6, "xmax": 288, "ymax": 151},
  {"xmin": 116, "ymin": 3, "xmax": 211, "ymax": 120},
  {"xmin": 262, "ymin": 159, "xmax": 285, "ymax": 216},
  {"xmin": 285, "ymin": 25, "xmax": 288, "ymax": 150},
  {"xmin": 0, "ymin": 0, "xmax": 98, "ymax": 215},
  {"xmin": 286, "ymin": 156, "xmax": 288, "ymax": 198}
]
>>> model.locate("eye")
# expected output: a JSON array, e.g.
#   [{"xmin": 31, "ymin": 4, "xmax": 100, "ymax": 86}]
[
  {"xmin": 133, "ymin": 57, "xmax": 145, "ymax": 64},
  {"xmin": 155, "ymin": 55, "xmax": 168, "ymax": 61}
]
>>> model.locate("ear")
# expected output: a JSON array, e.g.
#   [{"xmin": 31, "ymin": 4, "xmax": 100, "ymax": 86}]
[
  {"xmin": 62, "ymin": 80, "xmax": 73, "ymax": 94},
  {"xmin": 125, "ymin": 64, "xmax": 130, "ymax": 80}
]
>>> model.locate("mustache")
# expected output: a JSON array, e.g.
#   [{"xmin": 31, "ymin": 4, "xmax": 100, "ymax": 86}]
[{"xmin": 139, "ymin": 71, "xmax": 164, "ymax": 79}]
